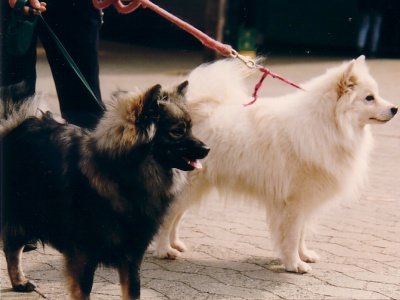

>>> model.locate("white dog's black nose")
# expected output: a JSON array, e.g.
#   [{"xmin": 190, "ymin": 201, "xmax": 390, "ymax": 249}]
[{"xmin": 391, "ymin": 107, "xmax": 398, "ymax": 115}]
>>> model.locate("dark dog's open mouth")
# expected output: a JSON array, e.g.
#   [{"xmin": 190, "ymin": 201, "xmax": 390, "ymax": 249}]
[{"xmin": 182, "ymin": 157, "xmax": 203, "ymax": 169}]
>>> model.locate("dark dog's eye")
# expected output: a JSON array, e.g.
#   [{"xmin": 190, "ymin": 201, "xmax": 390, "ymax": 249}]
[
  {"xmin": 365, "ymin": 95, "xmax": 375, "ymax": 101},
  {"xmin": 169, "ymin": 127, "xmax": 186, "ymax": 139}
]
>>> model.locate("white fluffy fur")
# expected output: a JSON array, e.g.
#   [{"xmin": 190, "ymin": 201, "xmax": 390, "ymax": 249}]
[{"xmin": 153, "ymin": 56, "xmax": 397, "ymax": 273}]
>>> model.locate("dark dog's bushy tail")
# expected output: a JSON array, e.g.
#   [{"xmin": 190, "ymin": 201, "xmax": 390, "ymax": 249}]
[{"xmin": 0, "ymin": 82, "xmax": 50, "ymax": 136}]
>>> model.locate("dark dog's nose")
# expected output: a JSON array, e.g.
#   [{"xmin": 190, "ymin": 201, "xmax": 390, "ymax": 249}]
[
  {"xmin": 201, "ymin": 144, "xmax": 210, "ymax": 157},
  {"xmin": 391, "ymin": 107, "xmax": 398, "ymax": 115}
]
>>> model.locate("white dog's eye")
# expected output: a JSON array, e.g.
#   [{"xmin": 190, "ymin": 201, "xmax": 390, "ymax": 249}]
[{"xmin": 365, "ymin": 95, "xmax": 375, "ymax": 101}]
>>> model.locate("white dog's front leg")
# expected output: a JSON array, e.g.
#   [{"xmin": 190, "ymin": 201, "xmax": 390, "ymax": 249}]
[
  {"xmin": 299, "ymin": 228, "xmax": 320, "ymax": 263},
  {"xmin": 282, "ymin": 239, "xmax": 312, "ymax": 273},
  {"xmin": 154, "ymin": 211, "xmax": 186, "ymax": 259},
  {"xmin": 169, "ymin": 212, "xmax": 187, "ymax": 252},
  {"xmin": 270, "ymin": 204, "xmax": 312, "ymax": 273}
]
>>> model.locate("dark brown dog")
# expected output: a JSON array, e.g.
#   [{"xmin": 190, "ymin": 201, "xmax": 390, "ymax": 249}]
[{"xmin": 0, "ymin": 81, "xmax": 209, "ymax": 299}]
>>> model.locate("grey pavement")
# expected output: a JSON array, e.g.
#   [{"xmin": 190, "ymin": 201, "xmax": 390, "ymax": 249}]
[{"xmin": 1, "ymin": 41, "xmax": 400, "ymax": 299}]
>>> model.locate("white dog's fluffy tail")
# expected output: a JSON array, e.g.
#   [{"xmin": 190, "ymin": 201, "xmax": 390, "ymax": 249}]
[{"xmin": 187, "ymin": 59, "xmax": 256, "ymax": 105}]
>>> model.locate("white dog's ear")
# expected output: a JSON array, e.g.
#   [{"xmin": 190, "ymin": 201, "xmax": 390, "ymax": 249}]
[
  {"xmin": 344, "ymin": 59, "xmax": 355, "ymax": 79},
  {"xmin": 337, "ymin": 60, "xmax": 358, "ymax": 97},
  {"xmin": 356, "ymin": 55, "xmax": 366, "ymax": 63}
]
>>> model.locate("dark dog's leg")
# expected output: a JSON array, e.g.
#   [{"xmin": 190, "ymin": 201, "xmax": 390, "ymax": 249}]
[
  {"xmin": 3, "ymin": 225, "xmax": 36, "ymax": 292},
  {"xmin": 118, "ymin": 259, "xmax": 142, "ymax": 300},
  {"xmin": 4, "ymin": 245, "xmax": 36, "ymax": 292},
  {"xmin": 65, "ymin": 253, "xmax": 97, "ymax": 300}
]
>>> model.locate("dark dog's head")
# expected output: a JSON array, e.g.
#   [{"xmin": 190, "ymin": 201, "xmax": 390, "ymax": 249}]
[
  {"xmin": 94, "ymin": 81, "xmax": 209, "ymax": 171},
  {"xmin": 151, "ymin": 81, "xmax": 210, "ymax": 171}
]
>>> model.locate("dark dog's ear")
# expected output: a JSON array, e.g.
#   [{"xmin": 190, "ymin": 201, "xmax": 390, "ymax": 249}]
[
  {"xmin": 142, "ymin": 84, "xmax": 162, "ymax": 116},
  {"xmin": 176, "ymin": 81, "xmax": 189, "ymax": 96}
]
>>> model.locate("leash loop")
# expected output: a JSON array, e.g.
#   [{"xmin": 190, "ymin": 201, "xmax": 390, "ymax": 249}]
[{"xmin": 93, "ymin": 0, "xmax": 142, "ymax": 13}]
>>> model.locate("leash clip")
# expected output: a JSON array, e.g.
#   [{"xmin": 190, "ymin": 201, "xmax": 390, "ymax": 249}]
[{"xmin": 230, "ymin": 50, "xmax": 258, "ymax": 69}]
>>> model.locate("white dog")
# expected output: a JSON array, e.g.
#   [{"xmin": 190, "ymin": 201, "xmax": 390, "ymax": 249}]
[{"xmin": 153, "ymin": 56, "xmax": 397, "ymax": 273}]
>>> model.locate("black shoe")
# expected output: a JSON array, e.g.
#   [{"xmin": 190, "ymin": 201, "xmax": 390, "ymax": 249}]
[{"xmin": 23, "ymin": 242, "xmax": 37, "ymax": 252}]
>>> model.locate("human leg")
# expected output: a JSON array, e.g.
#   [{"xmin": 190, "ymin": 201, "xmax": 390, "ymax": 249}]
[
  {"xmin": 0, "ymin": 1, "xmax": 37, "ymax": 100},
  {"xmin": 370, "ymin": 12, "xmax": 382, "ymax": 54},
  {"xmin": 37, "ymin": 1, "xmax": 104, "ymax": 128},
  {"xmin": 357, "ymin": 13, "xmax": 371, "ymax": 52}
]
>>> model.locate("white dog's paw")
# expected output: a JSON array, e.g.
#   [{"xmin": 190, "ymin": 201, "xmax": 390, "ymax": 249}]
[
  {"xmin": 171, "ymin": 239, "xmax": 187, "ymax": 253},
  {"xmin": 154, "ymin": 246, "xmax": 182, "ymax": 259},
  {"xmin": 284, "ymin": 260, "xmax": 312, "ymax": 274},
  {"xmin": 299, "ymin": 249, "xmax": 320, "ymax": 263}
]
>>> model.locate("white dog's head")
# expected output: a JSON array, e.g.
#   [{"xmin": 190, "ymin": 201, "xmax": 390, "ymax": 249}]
[{"xmin": 335, "ymin": 56, "xmax": 397, "ymax": 126}]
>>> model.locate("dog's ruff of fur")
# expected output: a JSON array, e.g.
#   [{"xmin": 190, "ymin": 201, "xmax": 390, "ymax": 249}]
[
  {"xmin": 153, "ymin": 56, "xmax": 397, "ymax": 273},
  {"xmin": 1, "ymin": 82, "xmax": 209, "ymax": 299}
]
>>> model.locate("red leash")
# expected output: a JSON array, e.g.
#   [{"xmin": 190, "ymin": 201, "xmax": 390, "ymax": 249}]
[
  {"xmin": 245, "ymin": 66, "xmax": 304, "ymax": 107},
  {"xmin": 92, "ymin": 0, "xmax": 303, "ymax": 105}
]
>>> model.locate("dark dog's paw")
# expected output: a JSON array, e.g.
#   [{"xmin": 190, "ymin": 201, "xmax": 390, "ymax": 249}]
[{"xmin": 13, "ymin": 280, "xmax": 36, "ymax": 293}]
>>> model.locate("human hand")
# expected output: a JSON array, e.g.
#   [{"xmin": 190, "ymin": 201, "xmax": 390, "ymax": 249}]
[{"xmin": 9, "ymin": 0, "xmax": 47, "ymax": 15}]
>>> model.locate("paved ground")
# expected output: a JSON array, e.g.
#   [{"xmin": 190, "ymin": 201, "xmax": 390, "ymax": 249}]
[{"xmin": 1, "ymin": 41, "xmax": 400, "ymax": 299}]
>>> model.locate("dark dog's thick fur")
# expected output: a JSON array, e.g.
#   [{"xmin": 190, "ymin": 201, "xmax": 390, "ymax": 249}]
[{"xmin": 0, "ymin": 82, "xmax": 209, "ymax": 299}]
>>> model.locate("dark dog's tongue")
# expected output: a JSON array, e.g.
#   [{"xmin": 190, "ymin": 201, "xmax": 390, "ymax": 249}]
[{"xmin": 183, "ymin": 158, "xmax": 203, "ymax": 169}]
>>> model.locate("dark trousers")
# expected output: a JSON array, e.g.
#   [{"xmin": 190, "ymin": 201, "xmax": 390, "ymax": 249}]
[{"xmin": 1, "ymin": 1, "xmax": 104, "ymax": 128}]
